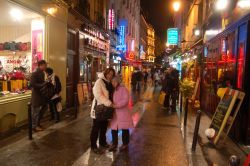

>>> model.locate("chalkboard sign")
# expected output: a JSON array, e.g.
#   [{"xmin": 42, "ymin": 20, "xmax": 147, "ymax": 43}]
[{"xmin": 209, "ymin": 88, "xmax": 245, "ymax": 144}]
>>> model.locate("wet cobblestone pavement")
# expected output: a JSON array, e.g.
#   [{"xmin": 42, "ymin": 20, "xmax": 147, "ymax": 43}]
[{"xmin": 0, "ymin": 87, "xmax": 188, "ymax": 166}]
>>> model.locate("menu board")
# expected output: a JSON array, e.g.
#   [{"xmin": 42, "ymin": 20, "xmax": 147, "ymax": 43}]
[{"xmin": 210, "ymin": 88, "xmax": 245, "ymax": 144}]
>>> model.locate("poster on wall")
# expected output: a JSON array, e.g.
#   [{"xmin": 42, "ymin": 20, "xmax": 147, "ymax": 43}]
[
  {"xmin": 32, "ymin": 30, "xmax": 43, "ymax": 71},
  {"xmin": 0, "ymin": 53, "xmax": 31, "ymax": 73}
]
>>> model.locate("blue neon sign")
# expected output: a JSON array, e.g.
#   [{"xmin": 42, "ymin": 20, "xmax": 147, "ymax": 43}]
[
  {"xmin": 116, "ymin": 19, "xmax": 127, "ymax": 52},
  {"xmin": 167, "ymin": 28, "xmax": 179, "ymax": 45}
]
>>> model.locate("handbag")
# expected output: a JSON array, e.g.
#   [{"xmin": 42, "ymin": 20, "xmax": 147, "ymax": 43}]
[
  {"xmin": 94, "ymin": 99, "xmax": 114, "ymax": 121},
  {"xmin": 158, "ymin": 92, "xmax": 166, "ymax": 105}
]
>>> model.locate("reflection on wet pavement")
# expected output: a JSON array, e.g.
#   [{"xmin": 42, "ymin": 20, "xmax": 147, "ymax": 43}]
[{"xmin": 0, "ymin": 86, "xmax": 188, "ymax": 166}]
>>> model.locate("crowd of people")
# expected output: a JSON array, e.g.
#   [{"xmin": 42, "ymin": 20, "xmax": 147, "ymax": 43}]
[{"xmin": 30, "ymin": 61, "xmax": 179, "ymax": 154}]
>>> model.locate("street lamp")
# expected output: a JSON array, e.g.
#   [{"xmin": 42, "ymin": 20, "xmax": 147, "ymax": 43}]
[
  {"xmin": 215, "ymin": 0, "xmax": 229, "ymax": 11},
  {"xmin": 173, "ymin": 1, "xmax": 181, "ymax": 12}
]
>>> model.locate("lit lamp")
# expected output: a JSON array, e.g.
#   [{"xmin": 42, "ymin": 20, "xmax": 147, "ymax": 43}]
[
  {"xmin": 194, "ymin": 29, "xmax": 201, "ymax": 36},
  {"xmin": 173, "ymin": 1, "xmax": 181, "ymax": 12},
  {"xmin": 215, "ymin": 0, "xmax": 229, "ymax": 11},
  {"xmin": 237, "ymin": 0, "xmax": 250, "ymax": 9}
]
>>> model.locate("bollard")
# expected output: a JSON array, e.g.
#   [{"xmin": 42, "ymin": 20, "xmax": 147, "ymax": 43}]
[
  {"xmin": 27, "ymin": 102, "xmax": 32, "ymax": 140},
  {"xmin": 179, "ymin": 93, "xmax": 183, "ymax": 113},
  {"xmin": 184, "ymin": 98, "xmax": 188, "ymax": 126},
  {"xmin": 229, "ymin": 155, "xmax": 240, "ymax": 166},
  {"xmin": 191, "ymin": 110, "xmax": 202, "ymax": 151},
  {"xmin": 74, "ymin": 92, "xmax": 78, "ymax": 119}
]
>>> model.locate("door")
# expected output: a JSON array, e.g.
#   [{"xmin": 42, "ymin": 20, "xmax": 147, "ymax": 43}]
[{"xmin": 66, "ymin": 30, "xmax": 77, "ymax": 108}]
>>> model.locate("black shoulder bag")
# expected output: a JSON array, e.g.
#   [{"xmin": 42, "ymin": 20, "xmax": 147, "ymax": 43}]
[{"xmin": 94, "ymin": 79, "xmax": 114, "ymax": 121}]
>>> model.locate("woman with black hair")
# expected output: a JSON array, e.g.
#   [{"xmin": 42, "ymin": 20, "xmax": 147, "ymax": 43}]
[{"xmin": 45, "ymin": 67, "xmax": 62, "ymax": 123}]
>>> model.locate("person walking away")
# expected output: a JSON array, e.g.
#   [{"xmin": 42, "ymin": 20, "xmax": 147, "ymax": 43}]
[
  {"xmin": 154, "ymin": 71, "xmax": 161, "ymax": 86},
  {"xmin": 30, "ymin": 60, "xmax": 48, "ymax": 132},
  {"xmin": 45, "ymin": 67, "xmax": 62, "ymax": 123},
  {"xmin": 170, "ymin": 68, "xmax": 179, "ymax": 112},
  {"xmin": 136, "ymin": 70, "xmax": 143, "ymax": 92},
  {"xmin": 109, "ymin": 76, "xmax": 133, "ymax": 151},
  {"xmin": 143, "ymin": 71, "xmax": 148, "ymax": 89},
  {"xmin": 131, "ymin": 71, "xmax": 137, "ymax": 92},
  {"xmin": 162, "ymin": 71, "xmax": 172, "ymax": 110},
  {"xmin": 90, "ymin": 68, "xmax": 115, "ymax": 154}
]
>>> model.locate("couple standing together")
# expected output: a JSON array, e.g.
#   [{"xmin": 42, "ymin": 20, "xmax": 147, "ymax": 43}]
[{"xmin": 90, "ymin": 68, "xmax": 134, "ymax": 154}]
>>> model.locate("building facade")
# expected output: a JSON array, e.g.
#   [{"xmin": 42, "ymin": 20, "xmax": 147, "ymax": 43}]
[
  {"xmin": 139, "ymin": 13, "xmax": 148, "ymax": 61},
  {"xmin": 147, "ymin": 24, "xmax": 155, "ymax": 63},
  {"xmin": 66, "ymin": 0, "xmax": 110, "ymax": 106},
  {"xmin": 177, "ymin": 0, "xmax": 250, "ymax": 144}
]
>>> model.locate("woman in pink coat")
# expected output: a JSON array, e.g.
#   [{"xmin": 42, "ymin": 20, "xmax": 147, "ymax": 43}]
[{"xmin": 109, "ymin": 76, "xmax": 134, "ymax": 151}]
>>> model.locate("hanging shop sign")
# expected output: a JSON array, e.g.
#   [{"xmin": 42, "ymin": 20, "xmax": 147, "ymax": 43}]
[
  {"xmin": 167, "ymin": 28, "xmax": 179, "ymax": 45},
  {"xmin": 116, "ymin": 19, "xmax": 128, "ymax": 52},
  {"xmin": 209, "ymin": 88, "xmax": 245, "ymax": 144},
  {"xmin": 108, "ymin": 9, "xmax": 115, "ymax": 30}
]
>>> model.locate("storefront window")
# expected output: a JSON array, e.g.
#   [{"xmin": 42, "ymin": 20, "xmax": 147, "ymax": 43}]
[{"xmin": 0, "ymin": 1, "xmax": 44, "ymax": 98}]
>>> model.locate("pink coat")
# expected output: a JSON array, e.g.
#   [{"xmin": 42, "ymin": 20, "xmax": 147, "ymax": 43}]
[{"xmin": 110, "ymin": 85, "xmax": 134, "ymax": 130}]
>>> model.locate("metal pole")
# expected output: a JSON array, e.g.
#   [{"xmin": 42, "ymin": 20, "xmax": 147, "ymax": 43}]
[
  {"xmin": 180, "ymin": 93, "xmax": 183, "ymax": 113},
  {"xmin": 184, "ymin": 98, "xmax": 188, "ymax": 126},
  {"xmin": 191, "ymin": 110, "xmax": 202, "ymax": 151},
  {"xmin": 27, "ymin": 102, "xmax": 32, "ymax": 140},
  {"xmin": 74, "ymin": 92, "xmax": 78, "ymax": 119}
]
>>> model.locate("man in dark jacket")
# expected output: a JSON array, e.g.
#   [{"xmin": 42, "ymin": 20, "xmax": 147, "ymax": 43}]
[{"xmin": 30, "ymin": 60, "xmax": 48, "ymax": 132}]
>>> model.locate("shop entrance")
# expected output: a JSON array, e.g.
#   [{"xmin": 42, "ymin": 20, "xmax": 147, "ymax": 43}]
[{"xmin": 66, "ymin": 30, "xmax": 77, "ymax": 108}]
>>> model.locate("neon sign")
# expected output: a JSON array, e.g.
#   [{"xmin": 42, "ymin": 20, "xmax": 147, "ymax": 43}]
[
  {"xmin": 108, "ymin": 9, "xmax": 114, "ymax": 30},
  {"xmin": 116, "ymin": 19, "xmax": 127, "ymax": 52},
  {"xmin": 167, "ymin": 28, "xmax": 179, "ymax": 45}
]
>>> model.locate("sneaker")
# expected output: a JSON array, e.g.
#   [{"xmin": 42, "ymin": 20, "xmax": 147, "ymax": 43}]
[
  {"xmin": 109, "ymin": 145, "xmax": 117, "ymax": 152},
  {"xmin": 91, "ymin": 148, "xmax": 104, "ymax": 155},
  {"xmin": 119, "ymin": 145, "xmax": 128, "ymax": 151}
]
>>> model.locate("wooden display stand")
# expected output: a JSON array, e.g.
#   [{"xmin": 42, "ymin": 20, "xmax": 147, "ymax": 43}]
[{"xmin": 209, "ymin": 88, "xmax": 245, "ymax": 144}]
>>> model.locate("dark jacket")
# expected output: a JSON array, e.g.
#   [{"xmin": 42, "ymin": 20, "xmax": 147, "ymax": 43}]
[
  {"xmin": 30, "ymin": 68, "xmax": 47, "ymax": 107},
  {"xmin": 162, "ymin": 73, "xmax": 172, "ymax": 93}
]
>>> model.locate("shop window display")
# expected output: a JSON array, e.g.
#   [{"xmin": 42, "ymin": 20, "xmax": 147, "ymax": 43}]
[{"xmin": 0, "ymin": 1, "xmax": 44, "ymax": 98}]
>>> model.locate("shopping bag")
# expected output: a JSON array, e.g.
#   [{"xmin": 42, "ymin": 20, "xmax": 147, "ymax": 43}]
[
  {"xmin": 158, "ymin": 92, "xmax": 166, "ymax": 105},
  {"xmin": 56, "ymin": 102, "xmax": 62, "ymax": 112}
]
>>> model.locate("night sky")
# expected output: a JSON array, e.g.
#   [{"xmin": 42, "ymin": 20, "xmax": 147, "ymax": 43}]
[{"xmin": 141, "ymin": 0, "xmax": 174, "ymax": 41}]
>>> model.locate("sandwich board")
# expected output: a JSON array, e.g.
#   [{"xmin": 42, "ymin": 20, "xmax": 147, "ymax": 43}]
[{"xmin": 209, "ymin": 88, "xmax": 245, "ymax": 144}]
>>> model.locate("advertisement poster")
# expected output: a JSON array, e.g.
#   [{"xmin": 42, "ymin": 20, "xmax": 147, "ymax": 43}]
[{"xmin": 32, "ymin": 30, "xmax": 43, "ymax": 71}]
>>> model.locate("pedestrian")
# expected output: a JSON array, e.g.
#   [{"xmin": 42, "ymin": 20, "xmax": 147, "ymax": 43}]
[
  {"xmin": 154, "ymin": 70, "xmax": 161, "ymax": 86},
  {"xmin": 90, "ymin": 67, "xmax": 115, "ymax": 154},
  {"xmin": 136, "ymin": 70, "xmax": 143, "ymax": 92},
  {"xmin": 143, "ymin": 70, "xmax": 148, "ymax": 89},
  {"xmin": 45, "ymin": 67, "xmax": 62, "ymax": 123},
  {"xmin": 170, "ymin": 68, "xmax": 179, "ymax": 112},
  {"xmin": 109, "ymin": 76, "xmax": 133, "ymax": 152},
  {"xmin": 162, "ymin": 71, "xmax": 172, "ymax": 110},
  {"xmin": 30, "ymin": 60, "xmax": 48, "ymax": 132},
  {"xmin": 131, "ymin": 71, "xmax": 137, "ymax": 92}
]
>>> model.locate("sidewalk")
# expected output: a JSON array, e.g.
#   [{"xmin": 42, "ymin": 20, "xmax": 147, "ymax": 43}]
[{"xmin": 178, "ymin": 101, "xmax": 247, "ymax": 166}]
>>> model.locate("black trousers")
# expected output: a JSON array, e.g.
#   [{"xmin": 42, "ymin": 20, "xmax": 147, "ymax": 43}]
[
  {"xmin": 90, "ymin": 119, "xmax": 108, "ymax": 149},
  {"xmin": 111, "ymin": 129, "xmax": 130, "ymax": 146},
  {"xmin": 164, "ymin": 91, "xmax": 177, "ymax": 110},
  {"xmin": 49, "ymin": 100, "xmax": 60, "ymax": 121}
]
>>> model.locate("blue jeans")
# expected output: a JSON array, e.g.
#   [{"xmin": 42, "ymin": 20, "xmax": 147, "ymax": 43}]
[{"xmin": 32, "ymin": 105, "xmax": 48, "ymax": 129}]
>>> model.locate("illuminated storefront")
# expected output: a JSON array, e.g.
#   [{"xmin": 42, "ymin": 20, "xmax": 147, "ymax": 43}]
[{"xmin": 0, "ymin": 0, "xmax": 68, "ymax": 133}]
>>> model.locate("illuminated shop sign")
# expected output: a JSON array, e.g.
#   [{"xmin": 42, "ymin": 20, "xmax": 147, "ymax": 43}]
[
  {"xmin": 108, "ymin": 9, "xmax": 115, "ymax": 30},
  {"xmin": 116, "ymin": 19, "xmax": 128, "ymax": 52},
  {"xmin": 167, "ymin": 28, "xmax": 179, "ymax": 45}
]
